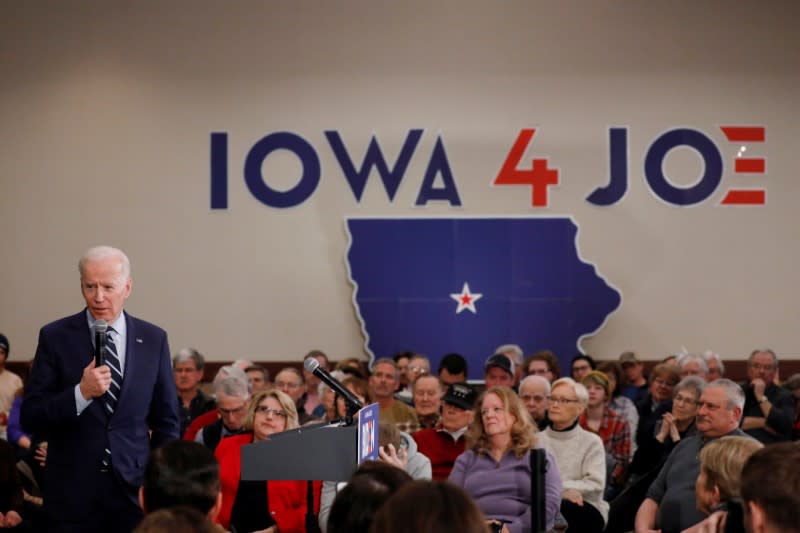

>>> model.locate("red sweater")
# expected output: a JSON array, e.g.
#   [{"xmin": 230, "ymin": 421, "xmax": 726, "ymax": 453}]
[
  {"xmin": 214, "ymin": 433, "xmax": 321, "ymax": 532},
  {"xmin": 412, "ymin": 427, "xmax": 466, "ymax": 481}
]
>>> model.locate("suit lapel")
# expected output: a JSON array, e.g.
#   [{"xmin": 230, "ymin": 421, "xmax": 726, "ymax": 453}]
[{"xmin": 117, "ymin": 311, "xmax": 135, "ymax": 408}]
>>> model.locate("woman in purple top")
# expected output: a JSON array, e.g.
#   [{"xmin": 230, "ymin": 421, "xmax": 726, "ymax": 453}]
[{"xmin": 449, "ymin": 386, "xmax": 563, "ymax": 533}]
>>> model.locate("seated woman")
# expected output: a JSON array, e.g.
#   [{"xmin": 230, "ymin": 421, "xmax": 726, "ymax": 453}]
[
  {"xmin": 628, "ymin": 376, "xmax": 705, "ymax": 481},
  {"xmin": 635, "ymin": 363, "xmax": 680, "ymax": 448},
  {"xmin": 538, "ymin": 378, "xmax": 608, "ymax": 532},
  {"xmin": 597, "ymin": 361, "xmax": 639, "ymax": 446},
  {"xmin": 448, "ymin": 386, "xmax": 563, "ymax": 533},
  {"xmin": 214, "ymin": 389, "xmax": 321, "ymax": 533},
  {"xmin": 681, "ymin": 436, "xmax": 763, "ymax": 533},
  {"xmin": 579, "ymin": 371, "xmax": 632, "ymax": 498}
]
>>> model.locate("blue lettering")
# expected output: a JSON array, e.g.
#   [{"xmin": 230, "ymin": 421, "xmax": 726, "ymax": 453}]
[
  {"xmin": 244, "ymin": 132, "xmax": 320, "ymax": 209},
  {"xmin": 415, "ymin": 135, "xmax": 462, "ymax": 206},
  {"xmin": 325, "ymin": 129, "xmax": 423, "ymax": 202},
  {"xmin": 210, "ymin": 132, "xmax": 228, "ymax": 209},
  {"xmin": 645, "ymin": 129, "xmax": 723, "ymax": 206},
  {"xmin": 586, "ymin": 128, "xmax": 628, "ymax": 206}
]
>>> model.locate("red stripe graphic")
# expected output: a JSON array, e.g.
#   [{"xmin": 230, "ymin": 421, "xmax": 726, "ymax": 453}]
[
  {"xmin": 720, "ymin": 126, "xmax": 765, "ymax": 142},
  {"xmin": 735, "ymin": 158, "xmax": 766, "ymax": 173},
  {"xmin": 720, "ymin": 190, "xmax": 766, "ymax": 205}
]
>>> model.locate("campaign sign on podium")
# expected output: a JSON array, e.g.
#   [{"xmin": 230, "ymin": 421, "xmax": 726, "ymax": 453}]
[{"xmin": 357, "ymin": 403, "xmax": 379, "ymax": 462}]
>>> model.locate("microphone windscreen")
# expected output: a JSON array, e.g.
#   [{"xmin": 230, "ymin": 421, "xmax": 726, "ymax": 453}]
[
  {"xmin": 93, "ymin": 320, "xmax": 108, "ymax": 334},
  {"xmin": 304, "ymin": 357, "xmax": 320, "ymax": 372}
]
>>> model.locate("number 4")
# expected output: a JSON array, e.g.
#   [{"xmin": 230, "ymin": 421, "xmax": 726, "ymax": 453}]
[{"xmin": 493, "ymin": 129, "xmax": 559, "ymax": 207}]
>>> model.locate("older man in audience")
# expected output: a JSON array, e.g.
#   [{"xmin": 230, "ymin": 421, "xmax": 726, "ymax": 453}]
[
  {"xmin": 302, "ymin": 350, "xmax": 329, "ymax": 416},
  {"xmin": 412, "ymin": 374, "xmax": 443, "ymax": 430},
  {"xmin": 702, "ymin": 350, "xmax": 725, "ymax": 381},
  {"xmin": 634, "ymin": 379, "xmax": 751, "ymax": 533},
  {"xmin": 195, "ymin": 375, "xmax": 249, "ymax": 452},
  {"xmin": 173, "ymin": 348, "xmax": 216, "ymax": 437},
  {"xmin": 397, "ymin": 355, "xmax": 431, "ymax": 403},
  {"xmin": 274, "ymin": 366, "xmax": 315, "ymax": 424},
  {"xmin": 244, "ymin": 365, "xmax": 270, "ymax": 393},
  {"xmin": 740, "ymin": 348, "xmax": 795, "ymax": 444},
  {"xmin": 413, "ymin": 383, "xmax": 476, "ymax": 480},
  {"xmin": 369, "ymin": 358, "xmax": 419, "ymax": 433},
  {"xmin": 519, "ymin": 375, "xmax": 550, "ymax": 430},
  {"xmin": 678, "ymin": 353, "xmax": 708, "ymax": 380}
]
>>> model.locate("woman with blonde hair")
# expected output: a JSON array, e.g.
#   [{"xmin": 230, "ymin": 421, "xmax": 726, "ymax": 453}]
[
  {"xmin": 214, "ymin": 389, "xmax": 321, "ymax": 533},
  {"xmin": 448, "ymin": 386, "xmax": 562, "ymax": 533},
  {"xmin": 682, "ymin": 436, "xmax": 763, "ymax": 533}
]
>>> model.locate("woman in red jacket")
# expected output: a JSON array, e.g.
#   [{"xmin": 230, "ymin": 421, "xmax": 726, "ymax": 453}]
[{"xmin": 215, "ymin": 389, "xmax": 320, "ymax": 533}]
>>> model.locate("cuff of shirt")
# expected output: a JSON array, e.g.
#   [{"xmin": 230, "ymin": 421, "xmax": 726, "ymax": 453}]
[{"xmin": 74, "ymin": 385, "xmax": 93, "ymax": 415}]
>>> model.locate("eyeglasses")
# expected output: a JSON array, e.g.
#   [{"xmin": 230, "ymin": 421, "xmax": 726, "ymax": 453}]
[
  {"xmin": 255, "ymin": 406, "xmax": 287, "ymax": 418},
  {"xmin": 572, "ymin": 364, "xmax": 591, "ymax": 372},
  {"xmin": 408, "ymin": 366, "xmax": 428, "ymax": 375},
  {"xmin": 673, "ymin": 394, "xmax": 697, "ymax": 406},
  {"xmin": 528, "ymin": 369, "xmax": 550, "ymax": 376},
  {"xmin": 750, "ymin": 363, "xmax": 775, "ymax": 372},
  {"xmin": 218, "ymin": 405, "xmax": 247, "ymax": 416},
  {"xmin": 275, "ymin": 381, "xmax": 301, "ymax": 389},
  {"xmin": 520, "ymin": 394, "xmax": 549, "ymax": 402},
  {"xmin": 549, "ymin": 397, "xmax": 580, "ymax": 405}
]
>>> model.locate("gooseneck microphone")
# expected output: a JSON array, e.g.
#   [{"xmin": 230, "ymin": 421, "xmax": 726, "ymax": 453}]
[
  {"xmin": 93, "ymin": 320, "xmax": 108, "ymax": 367},
  {"xmin": 303, "ymin": 357, "xmax": 364, "ymax": 412}
]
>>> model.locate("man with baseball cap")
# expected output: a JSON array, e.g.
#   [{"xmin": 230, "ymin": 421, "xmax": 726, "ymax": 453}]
[
  {"xmin": 484, "ymin": 353, "xmax": 516, "ymax": 388},
  {"xmin": 620, "ymin": 351, "xmax": 648, "ymax": 404},
  {"xmin": 413, "ymin": 382, "xmax": 477, "ymax": 480},
  {"xmin": 0, "ymin": 334, "xmax": 22, "ymax": 440}
]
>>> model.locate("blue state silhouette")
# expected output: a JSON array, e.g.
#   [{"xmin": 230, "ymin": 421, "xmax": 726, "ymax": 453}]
[{"xmin": 346, "ymin": 217, "xmax": 621, "ymax": 379}]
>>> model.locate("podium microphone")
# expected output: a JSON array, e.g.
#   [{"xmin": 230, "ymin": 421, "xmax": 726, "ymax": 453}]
[
  {"xmin": 304, "ymin": 358, "xmax": 363, "ymax": 411},
  {"xmin": 93, "ymin": 320, "xmax": 108, "ymax": 367}
]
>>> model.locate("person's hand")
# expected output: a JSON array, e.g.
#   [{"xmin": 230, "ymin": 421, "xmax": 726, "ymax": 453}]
[
  {"xmin": 2, "ymin": 511, "xmax": 22, "ymax": 528},
  {"xmin": 35, "ymin": 443, "xmax": 47, "ymax": 468},
  {"xmin": 665, "ymin": 414, "xmax": 681, "ymax": 442},
  {"xmin": 79, "ymin": 359, "xmax": 111, "ymax": 400},
  {"xmin": 17, "ymin": 436, "xmax": 32, "ymax": 449},
  {"xmin": 695, "ymin": 510, "xmax": 727, "ymax": 533},
  {"xmin": 253, "ymin": 526, "xmax": 278, "ymax": 533},
  {"xmin": 656, "ymin": 414, "xmax": 673, "ymax": 443},
  {"xmin": 751, "ymin": 378, "xmax": 766, "ymax": 400},
  {"xmin": 562, "ymin": 489, "xmax": 584, "ymax": 506},
  {"xmin": 378, "ymin": 443, "xmax": 408, "ymax": 470}
]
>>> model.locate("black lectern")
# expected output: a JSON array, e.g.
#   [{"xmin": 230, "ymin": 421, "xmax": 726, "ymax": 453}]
[
  {"xmin": 240, "ymin": 422, "xmax": 360, "ymax": 482},
  {"xmin": 240, "ymin": 422, "xmax": 361, "ymax": 533}
]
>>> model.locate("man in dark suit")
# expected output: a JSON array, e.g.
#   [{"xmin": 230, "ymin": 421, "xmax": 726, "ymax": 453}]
[{"xmin": 21, "ymin": 245, "xmax": 179, "ymax": 533}]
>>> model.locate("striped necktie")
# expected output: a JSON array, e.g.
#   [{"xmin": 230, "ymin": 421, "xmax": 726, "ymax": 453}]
[{"xmin": 102, "ymin": 329, "xmax": 123, "ymax": 469}]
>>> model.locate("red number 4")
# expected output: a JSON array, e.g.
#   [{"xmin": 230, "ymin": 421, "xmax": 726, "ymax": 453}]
[{"xmin": 493, "ymin": 129, "xmax": 559, "ymax": 207}]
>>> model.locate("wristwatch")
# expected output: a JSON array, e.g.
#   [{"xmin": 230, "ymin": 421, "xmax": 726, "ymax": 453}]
[{"xmin": 758, "ymin": 396, "xmax": 769, "ymax": 404}]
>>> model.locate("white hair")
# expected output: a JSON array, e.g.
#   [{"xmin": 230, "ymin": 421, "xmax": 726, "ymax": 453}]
[
  {"xmin": 551, "ymin": 377, "xmax": 589, "ymax": 407},
  {"xmin": 318, "ymin": 370, "xmax": 346, "ymax": 398},
  {"xmin": 79, "ymin": 246, "xmax": 131, "ymax": 280},
  {"xmin": 520, "ymin": 375, "xmax": 551, "ymax": 394},
  {"xmin": 678, "ymin": 353, "xmax": 709, "ymax": 375},
  {"xmin": 702, "ymin": 350, "xmax": 725, "ymax": 375},
  {"xmin": 494, "ymin": 344, "xmax": 524, "ymax": 365},
  {"xmin": 213, "ymin": 375, "xmax": 250, "ymax": 401},
  {"xmin": 707, "ymin": 378, "xmax": 745, "ymax": 412}
]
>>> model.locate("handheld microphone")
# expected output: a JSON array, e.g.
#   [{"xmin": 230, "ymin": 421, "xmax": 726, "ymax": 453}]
[
  {"xmin": 93, "ymin": 320, "xmax": 108, "ymax": 367},
  {"xmin": 304, "ymin": 358, "xmax": 364, "ymax": 411}
]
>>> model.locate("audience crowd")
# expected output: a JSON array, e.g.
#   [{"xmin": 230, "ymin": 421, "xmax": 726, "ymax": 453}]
[{"xmin": 0, "ymin": 330, "xmax": 799, "ymax": 533}]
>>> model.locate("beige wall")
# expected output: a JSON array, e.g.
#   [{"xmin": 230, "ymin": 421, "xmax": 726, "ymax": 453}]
[{"xmin": 1, "ymin": 1, "xmax": 798, "ymax": 362}]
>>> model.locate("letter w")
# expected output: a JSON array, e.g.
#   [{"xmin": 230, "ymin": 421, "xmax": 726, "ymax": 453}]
[{"xmin": 325, "ymin": 130, "xmax": 423, "ymax": 202}]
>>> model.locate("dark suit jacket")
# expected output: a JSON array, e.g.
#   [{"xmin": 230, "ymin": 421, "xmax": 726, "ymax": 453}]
[{"xmin": 21, "ymin": 309, "xmax": 179, "ymax": 518}]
